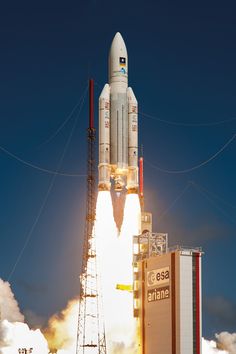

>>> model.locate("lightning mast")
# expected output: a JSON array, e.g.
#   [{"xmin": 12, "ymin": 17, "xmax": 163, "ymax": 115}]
[{"xmin": 76, "ymin": 79, "xmax": 107, "ymax": 354}]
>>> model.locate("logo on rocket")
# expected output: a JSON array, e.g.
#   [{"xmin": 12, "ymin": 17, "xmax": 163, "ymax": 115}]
[{"xmin": 98, "ymin": 32, "xmax": 138, "ymax": 194}]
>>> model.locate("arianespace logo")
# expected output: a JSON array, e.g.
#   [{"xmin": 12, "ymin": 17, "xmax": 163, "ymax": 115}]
[{"xmin": 147, "ymin": 266, "xmax": 170, "ymax": 287}]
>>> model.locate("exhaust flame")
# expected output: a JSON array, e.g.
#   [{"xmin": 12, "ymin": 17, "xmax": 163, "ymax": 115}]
[{"xmin": 95, "ymin": 191, "xmax": 141, "ymax": 353}]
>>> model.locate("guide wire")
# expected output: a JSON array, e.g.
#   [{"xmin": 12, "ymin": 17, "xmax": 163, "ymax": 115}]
[
  {"xmin": 140, "ymin": 111, "xmax": 236, "ymax": 127},
  {"xmin": 158, "ymin": 183, "xmax": 191, "ymax": 223},
  {"xmin": 0, "ymin": 86, "xmax": 89, "ymax": 177},
  {"xmin": 7, "ymin": 87, "xmax": 88, "ymax": 281},
  {"xmin": 191, "ymin": 181, "xmax": 236, "ymax": 225},
  {"xmin": 146, "ymin": 134, "xmax": 236, "ymax": 174},
  {"xmin": 38, "ymin": 82, "xmax": 88, "ymax": 147}
]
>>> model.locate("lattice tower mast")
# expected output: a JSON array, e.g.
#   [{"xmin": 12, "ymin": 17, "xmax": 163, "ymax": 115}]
[{"xmin": 76, "ymin": 79, "xmax": 107, "ymax": 354}]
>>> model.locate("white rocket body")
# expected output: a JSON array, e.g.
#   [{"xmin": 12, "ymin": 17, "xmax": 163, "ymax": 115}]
[{"xmin": 98, "ymin": 32, "xmax": 138, "ymax": 193}]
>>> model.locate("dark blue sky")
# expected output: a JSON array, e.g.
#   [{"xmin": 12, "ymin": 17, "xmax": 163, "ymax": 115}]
[{"xmin": 0, "ymin": 0, "xmax": 235, "ymax": 339}]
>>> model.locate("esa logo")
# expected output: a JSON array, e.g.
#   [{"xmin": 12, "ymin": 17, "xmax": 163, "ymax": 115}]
[{"xmin": 147, "ymin": 266, "xmax": 170, "ymax": 287}]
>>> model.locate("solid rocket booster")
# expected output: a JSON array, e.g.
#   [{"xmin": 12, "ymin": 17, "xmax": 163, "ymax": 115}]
[{"xmin": 98, "ymin": 32, "xmax": 138, "ymax": 193}]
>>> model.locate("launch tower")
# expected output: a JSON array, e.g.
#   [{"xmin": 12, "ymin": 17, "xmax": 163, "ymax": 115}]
[{"xmin": 76, "ymin": 80, "xmax": 106, "ymax": 354}]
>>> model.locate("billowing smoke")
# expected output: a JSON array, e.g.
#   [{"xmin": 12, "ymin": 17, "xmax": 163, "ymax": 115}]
[
  {"xmin": 0, "ymin": 279, "xmax": 49, "ymax": 353},
  {"xmin": 203, "ymin": 333, "xmax": 236, "ymax": 354},
  {"xmin": 1, "ymin": 203, "xmax": 235, "ymax": 354},
  {"xmin": 0, "ymin": 279, "xmax": 24, "ymax": 323},
  {"xmin": 0, "ymin": 320, "xmax": 49, "ymax": 354},
  {"xmin": 203, "ymin": 337, "xmax": 229, "ymax": 353},
  {"xmin": 43, "ymin": 298, "xmax": 79, "ymax": 352},
  {"xmin": 216, "ymin": 332, "xmax": 236, "ymax": 354},
  {"xmin": 0, "ymin": 278, "xmax": 79, "ymax": 353}
]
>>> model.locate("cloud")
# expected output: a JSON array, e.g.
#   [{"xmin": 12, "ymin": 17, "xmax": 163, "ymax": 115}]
[
  {"xmin": 202, "ymin": 337, "xmax": 229, "ymax": 353},
  {"xmin": 43, "ymin": 298, "xmax": 79, "ymax": 352},
  {"xmin": 0, "ymin": 278, "xmax": 48, "ymax": 353},
  {"xmin": 0, "ymin": 279, "xmax": 24, "ymax": 323},
  {"xmin": 0, "ymin": 320, "xmax": 48, "ymax": 354},
  {"xmin": 1, "ymin": 277, "xmax": 236, "ymax": 354},
  {"xmin": 0, "ymin": 278, "xmax": 78, "ymax": 353},
  {"xmin": 216, "ymin": 332, "xmax": 236, "ymax": 354}
]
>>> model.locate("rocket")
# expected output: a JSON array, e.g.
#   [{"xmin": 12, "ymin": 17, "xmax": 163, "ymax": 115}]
[{"xmin": 98, "ymin": 32, "xmax": 138, "ymax": 194}]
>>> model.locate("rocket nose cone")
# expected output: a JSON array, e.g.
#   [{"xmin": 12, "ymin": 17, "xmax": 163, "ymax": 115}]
[
  {"xmin": 113, "ymin": 32, "xmax": 124, "ymax": 42},
  {"xmin": 109, "ymin": 32, "xmax": 128, "ymax": 84},
  {"xmin": 110, "ymin": 32, "xmax": 126, "ymax": 52}
]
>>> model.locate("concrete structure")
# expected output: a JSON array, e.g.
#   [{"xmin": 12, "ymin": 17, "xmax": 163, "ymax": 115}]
[{"xmin": 134, "ymin": 235, "xmax": 203, "ymax": 354}]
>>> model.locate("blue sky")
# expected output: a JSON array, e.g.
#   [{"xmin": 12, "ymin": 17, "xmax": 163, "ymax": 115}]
[{"xmin": 0, "ymin": 0, "xmax": 235, "ymax": 338}]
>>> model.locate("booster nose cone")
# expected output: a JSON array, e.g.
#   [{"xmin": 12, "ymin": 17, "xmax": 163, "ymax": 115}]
[{"xmin": 109, "ymin": 32, "xmax": 128, "ymax": 84}]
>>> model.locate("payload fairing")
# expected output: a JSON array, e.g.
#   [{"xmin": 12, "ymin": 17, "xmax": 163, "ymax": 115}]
[{"xmin": 98, "ymin": 32, "xmax": 138, "ymax": 193}]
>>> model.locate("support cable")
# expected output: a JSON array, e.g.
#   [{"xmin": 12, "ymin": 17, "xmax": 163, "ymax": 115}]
[
  {"xmin": 0, "ymin": 146, "xmax": 86, "ymax": 177},
  {"xmin": 7, "ymin": 87, "xmax": 88, "ymax": 281},
  {"xmin": 38, "ymin": 83, "xmax": 88, "ymax": 147},
  {"xmin": 158, "ymin": 182, "xmax": 191, "ymax": 223},
  {"xmin": 190, "ymin": 181, "xmax": 236, "ymax": 225},
  {"xmin": 190, "ymin": 182, "xmax": 236, "ymax": 211},
  {"xmin": 140, "ymin": 111, "xmax": 236, "ymax": 127},
  {"xmin": 146, "ymin": 134, "xmax": 236, "ymax": 174},
  {"xmin": 0, "ymin": 86, "xmax": 88, "ymax": 177},
  {"xmin": 95, "ymin": 81, "xmax": 236, "ymax": 127}
]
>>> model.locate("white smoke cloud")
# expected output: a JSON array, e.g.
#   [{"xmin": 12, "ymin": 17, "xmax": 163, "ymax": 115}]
[
  {"xmin": 0, "ymin": 279, "xmax": 24, "ymax": 323},
  {"xmin": 202, "ymin": 333, "xmax": 236, "ymax": 354},
  {"xmin": 216, "ymin": 332, "xmax": 236, "ymax": 354},
  {"xmin": 0, "ymin": 279, "xmax": 49, "ymax": 353},
  {"xmin": 203, "ymin": 337, "xmax": 229, "ymax": 353},
  {"xmin": 43, "ymin": 298, "xmax": 79, "ymax": 352},
  {"xmin": 0, "ymin": 277, "xmax": 80, "ymax": 353},
  {"xmin": 0, "ymin": 320, "xmax": 48, "ymax": 354},
  {"xmin": 1, "ymin": 274, "xmax": 235, "ymax": 354}
]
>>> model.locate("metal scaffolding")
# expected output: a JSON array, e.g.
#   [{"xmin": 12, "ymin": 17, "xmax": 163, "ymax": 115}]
[{"xmin": 76, "ymin": 79, "xmax": 106, "ymax": 354}]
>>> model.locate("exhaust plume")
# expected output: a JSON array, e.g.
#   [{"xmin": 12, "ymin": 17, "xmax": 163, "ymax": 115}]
[
  {"xmin": 43, "ymin": 298, "xmax": 79, "ymax": 352},
  {"xmin": 95, "ymin": 191, "xmax": 141, "ymax": 353}
]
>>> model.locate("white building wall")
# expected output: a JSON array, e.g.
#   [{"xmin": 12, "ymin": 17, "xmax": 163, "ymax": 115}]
[{"xmin": 180, "ymin": 253, "xmax": 193, "ymax": 353}]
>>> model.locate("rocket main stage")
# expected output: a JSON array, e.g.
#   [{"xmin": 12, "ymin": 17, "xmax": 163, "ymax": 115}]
[{"xmin": 98, "ymin": 32, "xmax": 138, "ymax": 194}]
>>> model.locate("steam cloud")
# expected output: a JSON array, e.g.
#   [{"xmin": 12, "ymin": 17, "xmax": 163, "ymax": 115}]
[
  {"xmin": 43, "ymin": 298, "xmax": 78, "ymax": 352},
  {"xmin": 216, "ymin": 332, "xmax": 236, "ymax": 353},
  {"xmin": 1, "ymin": 277, "xmax": 236, "ymax": 353},
  {"xmin": 0, "ymin": 278, "xmax": 78, "ymax": 353},
  {"xmin": 0, "ymin": 279, "xmax": 24, "ymax": 323}
]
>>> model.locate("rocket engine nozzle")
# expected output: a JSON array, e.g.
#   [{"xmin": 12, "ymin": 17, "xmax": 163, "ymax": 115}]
[
  {"xmin": 114, "ymin": 175, "xmax": 125, "ymax": 192},
  {"xmin": 127, "ymin": 187, "xmax": 138, "ymax": 194}
]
